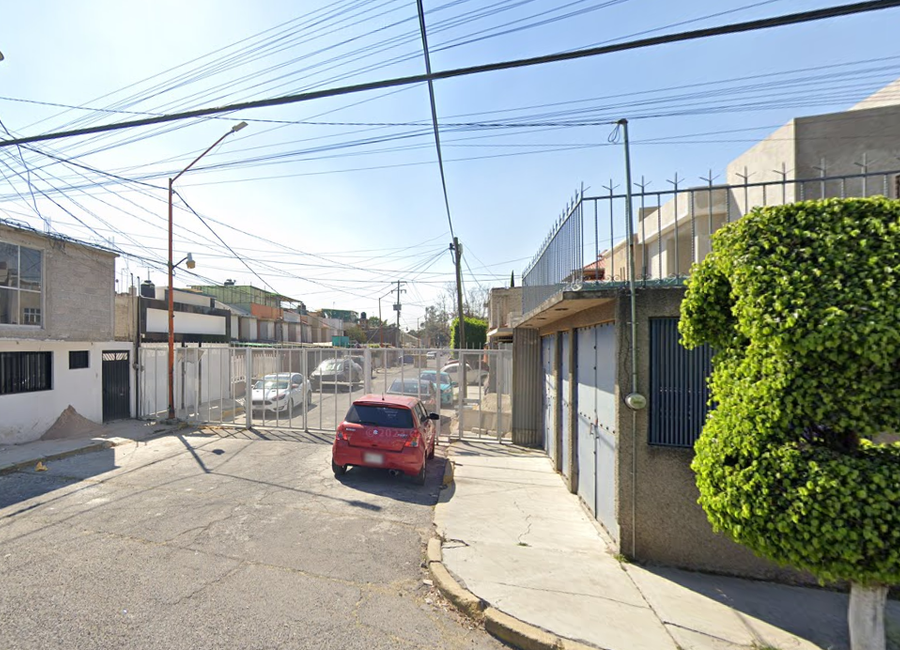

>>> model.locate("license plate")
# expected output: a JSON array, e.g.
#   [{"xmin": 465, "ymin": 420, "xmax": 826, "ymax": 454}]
[{"xmin": 363, "ymin": 452, "xmax": 384, "ymax": 465}]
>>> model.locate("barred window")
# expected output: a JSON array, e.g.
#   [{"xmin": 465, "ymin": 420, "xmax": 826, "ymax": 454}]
[
  {"xmin": 69, "ymin": 350, "xmax": 89, "ymax": 369},
  {"xmin": 0, "ymin": 351, "xmax": 52, "ymax": 395},
  {"xmin": 0, "ymin": 241, "xmax": 43, "ymax": 327}
]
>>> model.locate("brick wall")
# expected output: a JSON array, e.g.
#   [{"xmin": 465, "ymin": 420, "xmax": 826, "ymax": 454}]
[{"xmin": 0, "ymin": 225, "xmax": 117, "ymax": 342}]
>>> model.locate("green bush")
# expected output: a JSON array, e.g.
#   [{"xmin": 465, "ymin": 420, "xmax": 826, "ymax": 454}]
[
  {"xmin": 450, "ymin": 316, "xmax": 487, "ymax": 350},
  {"xmin": 680, "ymin": 198, "xmax": 900, "ymax": 586}
]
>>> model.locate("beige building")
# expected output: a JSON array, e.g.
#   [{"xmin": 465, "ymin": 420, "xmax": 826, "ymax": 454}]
[{"xmin": 596, "ymin": 81, "xmax": 900, "ymax": 282}]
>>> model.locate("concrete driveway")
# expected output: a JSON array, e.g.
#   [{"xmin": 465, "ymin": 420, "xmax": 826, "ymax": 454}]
[{"xmin": 0, "ymin": 430, "xmax": 505, "ymax": 650}]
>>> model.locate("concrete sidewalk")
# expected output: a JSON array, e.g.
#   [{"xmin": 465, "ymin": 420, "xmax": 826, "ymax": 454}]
[
  {"xmin": 432, "ymin": 441, "xmax": 900, "ymax": 650},
  {"xmin": 0, "ymin": 419, "xmax": 186, "ymax": 474}
]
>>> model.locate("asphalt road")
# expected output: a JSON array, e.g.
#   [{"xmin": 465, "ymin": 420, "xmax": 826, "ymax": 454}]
[{"xmin": 0, "ymin": 431, "xmax": 506, "ymax": 650}]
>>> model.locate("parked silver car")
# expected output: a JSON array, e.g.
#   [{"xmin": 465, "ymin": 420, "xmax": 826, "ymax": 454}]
[{"xmin": 250, "ymin": 372, "xmax": 311, "ymax": 414}]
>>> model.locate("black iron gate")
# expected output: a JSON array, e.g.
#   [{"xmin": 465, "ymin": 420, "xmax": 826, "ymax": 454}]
[{"xmin": 102, "ymin": 351, "xmax": 130, "ymax": 422}]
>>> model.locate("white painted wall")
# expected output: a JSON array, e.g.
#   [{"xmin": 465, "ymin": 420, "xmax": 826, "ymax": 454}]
[
  {"xmin": 0, "ymin": 340, "xmax": 133, "ymax": 444},
  {"xmin": 146, "ymin": 308, "xmax": 227, "ymax": 336}
]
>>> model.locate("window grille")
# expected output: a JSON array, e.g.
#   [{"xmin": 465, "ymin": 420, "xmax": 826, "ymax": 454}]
[
  {"xmin": 0, "ymin": 351, "xmax": 52, "ymax": 395},
  {"xmin": 649, "ymin": 318, "xmax": 713, "ymax": 447}
]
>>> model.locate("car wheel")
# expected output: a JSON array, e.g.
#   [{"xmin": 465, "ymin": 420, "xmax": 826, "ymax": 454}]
[
  {"xmin": 427, "ymin": 436, "xmax": 435, "ymax": 460},
  {"xmin": 307, "ymin": 390, "xmax": 313, "ymax": 406},
  {"xmin": 332, "ymin": 460, "xmax": 347, "ymax": 477},
  {"xmin": 414, "ymin": 462, "xmax": 426, "ymax": 485}
]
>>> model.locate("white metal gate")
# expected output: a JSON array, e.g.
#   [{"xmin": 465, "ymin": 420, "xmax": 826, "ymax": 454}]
[
  {"xmin": 542, "ymin": 334, "xmax": 557, "ymax": 463},
  {"xmin": 575, "ymin": 323, "xmax": 618, "ymax": 541},
  {"xmin": 138, "ymin": 345, "xmax": 511, "ymax": 440}
]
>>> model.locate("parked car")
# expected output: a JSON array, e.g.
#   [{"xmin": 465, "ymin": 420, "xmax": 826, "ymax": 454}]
[
  {"xmin": 350, "ymin": 355, "xmax": 375, "ymax": 378},
  {"xmin": 310, "ymin": 358, "xmax": 363, "ymax": 390},
  {"xmin": 386, "ymin": 378, "xmax": 438, "ymax": 414},
  {"xmin": 332, "ymin": 394, "xmax": 439, "ymax": 485},
  {"xmin": 441, "ymin": 361, "xmax": 489, "ymax": 386},
  {"xmin": 250, "ymin": 372, "xmax": 311, "ymax": 414},
  {"xmin": 419, "ymin": 370, "xmax": 454, "ymax": 407}
]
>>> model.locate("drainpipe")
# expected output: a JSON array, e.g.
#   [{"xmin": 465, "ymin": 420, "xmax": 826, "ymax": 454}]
[{"xmin": 618, "ymin": 119, "xmax": 647, "ymax": 558}]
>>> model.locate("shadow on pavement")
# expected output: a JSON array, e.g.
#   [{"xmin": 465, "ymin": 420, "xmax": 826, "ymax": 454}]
[
  {"xmin": 0, "ymin": 447, "xmax": 116, "ymax": 512},
  {"xmin": 639, "ymin": 565, "xmax": 900, "ymax": 650},
  {"xmin": 333, "ymin": 455, "xmax": 448, "ymax": 507}
]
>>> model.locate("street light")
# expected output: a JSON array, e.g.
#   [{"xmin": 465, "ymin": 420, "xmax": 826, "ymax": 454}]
[{"xmin": 166, "ymin": 121, "xmax": 247, "ymax": 421}]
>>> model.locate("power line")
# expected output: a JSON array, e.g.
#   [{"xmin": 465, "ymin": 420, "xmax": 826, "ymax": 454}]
[
  {"xmin": 416, "ymin": 0, "xmax": 456, "ymax": 241},
  {"xmin": 4, "ymin": 0, "xmax": 898, "ymax": 148}
]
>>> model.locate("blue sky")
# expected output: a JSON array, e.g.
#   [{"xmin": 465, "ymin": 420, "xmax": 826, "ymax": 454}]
[{"xmin": 1, "ymin": 0, "xmax": 899, "ymax": 327}]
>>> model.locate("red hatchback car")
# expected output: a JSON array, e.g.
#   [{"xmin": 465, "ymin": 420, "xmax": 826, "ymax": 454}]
[{"xmin": 332, "ymin": 394, "xmax": 439, "ymax": 485}]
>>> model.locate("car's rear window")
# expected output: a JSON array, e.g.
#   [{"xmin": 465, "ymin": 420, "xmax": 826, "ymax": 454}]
[{"xmin": 344, "ymin": 404, "xmax": 413, "ymax": 428}]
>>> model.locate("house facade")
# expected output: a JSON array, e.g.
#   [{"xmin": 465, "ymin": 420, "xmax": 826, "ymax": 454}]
[
  {"xmin": 0, "ymin": 222, "xmax": 132, "ymax": 444},
  {"xmin": 510, "ymin": 80, "xmax": 900, "ymax": 581}
]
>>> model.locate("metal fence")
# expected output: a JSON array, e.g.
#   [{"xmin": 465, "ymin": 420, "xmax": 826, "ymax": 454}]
[
  {"xmin": 522, "ymin": 168, "xmax": 900, "ymax": 314},
  {"xmin": 137, "ymin": 344, "xmax": 512, "ymax": 441}
]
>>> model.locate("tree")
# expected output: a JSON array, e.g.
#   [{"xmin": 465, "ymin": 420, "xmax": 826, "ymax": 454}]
[
  {"xmin": 450, "ymin": 316, "xmax": 487, "ymax": 350},
  {"xmin": 679, "ymin": 198, "xmax": 900, "ymax": 650},
  {"xmin": 421, "ymin": 304, "xmax": 450, "ymax": 348},
  {"xmin": 344, "ymin": 325, "xmax": 366, "ymax": 345}
]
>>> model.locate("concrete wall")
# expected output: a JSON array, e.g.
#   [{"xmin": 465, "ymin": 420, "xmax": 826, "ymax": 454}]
[
  {"xmin": 0, "ymin": 340, "xmax": 133, "ymax": 444},
  {"xmin": 615, "ymin": 287, "xmax": 808, "ymax": 582},
  {"xmin": 115, "ymin": 293, "xmax": 139, "ymax": 341},
  {"xmin": 726, "ymin": 121, "xmax": 797, "ymax": 210},
  {"xmin": 794, "ymin": 104, "xmax": 900, "ymax": 196},
  {"xmin": 0, "ymin": 225, "xmax": 116, "ymax": 342}
]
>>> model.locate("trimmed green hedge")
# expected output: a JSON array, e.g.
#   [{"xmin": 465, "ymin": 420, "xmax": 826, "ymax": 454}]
[
  {"xmin": 680, "ymin": 198, "xmax": 900, "ymax": 585},
  {"xmin": 450, "ymin": 316, "xmax": 487, "ymax": 350}
]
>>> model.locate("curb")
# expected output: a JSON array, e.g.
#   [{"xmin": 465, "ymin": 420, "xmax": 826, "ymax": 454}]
[
  {"xmin": 429, "ymin": 560, "xmax": 485, "ymax": 620},
  {"xmin": 483, "ymin": 607, "xmax": 561, "ymax": 650},
  {"xmin": 0, "ymin": 439, "xmax": 112, "ymax": 476},
  {"xmin": 442, "ymin": 458, "xmax": 454, "ymax": 487},
  {"xmin": 0, "ymin": 426, "xmax": 183, "ymax": 476},
  {"xmin": 427, "ymin": 536, "xmax": 603, "ymax": 650}
]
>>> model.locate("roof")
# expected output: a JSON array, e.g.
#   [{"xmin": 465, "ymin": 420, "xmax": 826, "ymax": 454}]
[
  {"xmin": 352, "ymin": 393, "xmax": 418, "ymax": 409},
  {"xmin": 0, "ymin": 218, "xmax": 119, "ymax": 258}
]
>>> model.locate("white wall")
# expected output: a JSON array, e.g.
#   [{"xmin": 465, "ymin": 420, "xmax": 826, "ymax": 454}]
[
  {"xmin": 146, "ymin": 308, "xmax": 227, "ymax": 336},
  {"xmin": 0, "ymin": 340, "xmax": 133, "ymax": 444}
]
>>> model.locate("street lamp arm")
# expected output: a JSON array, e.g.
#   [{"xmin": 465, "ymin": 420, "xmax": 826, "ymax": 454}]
[
  {"xmin": 171, "ymin": 121, "xmax": 247, "ymax": 184},
  {"xmin": 166, "ymin": 121, "xmax": 247, "ymax": 421}
]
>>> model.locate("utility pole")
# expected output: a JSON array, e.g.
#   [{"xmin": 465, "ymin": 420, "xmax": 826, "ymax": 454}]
[
  {"xmin": 393, "ymin": 280, "xmax": 407, "ymax": 345},
  {"xmin": 452, "ymin": 237, "xmax": 468, "ymax": 389}
]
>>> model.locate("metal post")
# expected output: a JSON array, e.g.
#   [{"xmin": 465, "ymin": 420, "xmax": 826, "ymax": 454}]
[
  {"xmin": 667, "ymin": 174, "xmax": 681, "ymax": 278},
  {"xmin": 773, "ymin": 163, "xmax": 789, "ymax": 205},
  {"xmin": 453, "ymin": 237, "xmax": 467, "ymax": 389},
  {"xmin": 618, "ymin": 119, "xmax": 639, "ymax": 400},
  {"xmin": 245, "ymin": 347, "xmax": 252, "ymax": 429},
  {"xmin": 167, "ymin": 179, "xmax": 175, "ymax": 421},
  {"xmin": 855, "ymin": 152, "xmax": 869, "ymax": 196}
]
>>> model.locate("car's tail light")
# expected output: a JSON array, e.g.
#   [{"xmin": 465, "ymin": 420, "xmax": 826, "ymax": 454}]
[
  {"xmin": 336, "ymin": 425, "xmax": 348, "ymax": 441},
  {"xmin": 404, "ymin": 430, "xmax": 421, "ymax": 448}
]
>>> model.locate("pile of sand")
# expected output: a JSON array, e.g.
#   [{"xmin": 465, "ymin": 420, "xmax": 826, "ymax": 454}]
[{"xmin": 40, "ymin": 406, "xmax": 106, "ymax": 441}]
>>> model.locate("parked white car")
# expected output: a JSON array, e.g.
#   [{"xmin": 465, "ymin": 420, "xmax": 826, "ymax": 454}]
[
  {"xmin": 250, "ymin": 372, "xmax": 311, "ymax": 414},
  {"xmin": 441, "ymin": 361, "xmax": 489, "ymax": 386}
]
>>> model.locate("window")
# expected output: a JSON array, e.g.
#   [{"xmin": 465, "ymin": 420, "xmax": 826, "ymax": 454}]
[
  {"xmin": 69, "ymin": 350, "xmax": 89, "ymax": 369},
  {"xmin": 344, "ymin": 404, "xmax": 413, "ymax": 429},
  {"xmin": 648, "ymin": 318, "xmax": 714, "ymax": 447},
  {"xmin": 0, "ymin": 241, "xmax": 43, "ymax": 327},
  {"xmin": 0, "ymin": 351, "xmax": 52, "ymax": 395}
]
